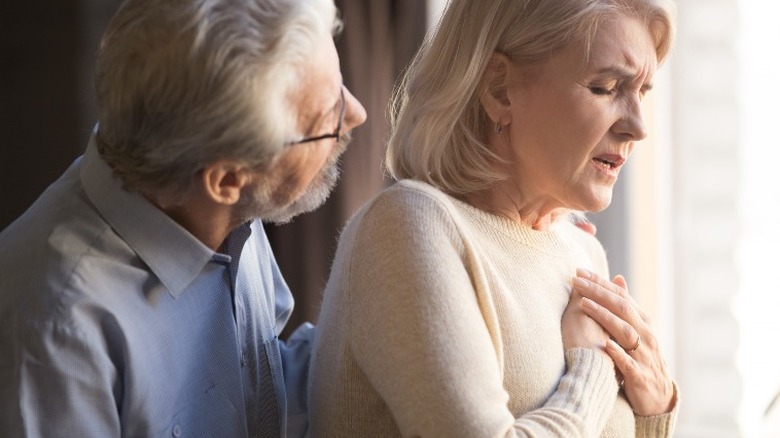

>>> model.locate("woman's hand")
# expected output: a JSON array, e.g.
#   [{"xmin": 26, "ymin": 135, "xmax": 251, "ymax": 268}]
[
  {"xmin": 561, "ymin": 280, "xmax": 612, "ymax": 360},
  {"xmin": 572, "ymin": 269, "xmax": 675, "ymax": 416}
]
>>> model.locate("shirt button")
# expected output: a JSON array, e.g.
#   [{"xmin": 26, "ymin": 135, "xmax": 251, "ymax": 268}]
[
  {"xmin": 241, "ymin": 353, "xmax": 247, "ymax": 367},
  {"xmin": 173, "ymin": 424, "xmax": 181, "ymax": 437}
]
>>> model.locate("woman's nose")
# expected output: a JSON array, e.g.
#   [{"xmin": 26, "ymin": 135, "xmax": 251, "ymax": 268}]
[{"xmin": 612, "ymin": 95, "xmax": 648, "ymax": 141}]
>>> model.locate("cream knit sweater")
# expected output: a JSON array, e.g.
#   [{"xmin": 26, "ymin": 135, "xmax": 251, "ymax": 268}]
[{"xmin": 310, "ymin": 180, "xmax": 677, "ymax": 437}]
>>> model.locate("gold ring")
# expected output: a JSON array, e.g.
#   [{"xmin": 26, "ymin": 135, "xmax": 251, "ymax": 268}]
[{"xmin": 626, "ymin": 335, "xmax": 641, "ymax": 353}]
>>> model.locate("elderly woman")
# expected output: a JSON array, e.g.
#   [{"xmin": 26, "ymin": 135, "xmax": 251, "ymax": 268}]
[{"xmin": 310, "ymin": 0, "xmax": 678, "ymax": 436}]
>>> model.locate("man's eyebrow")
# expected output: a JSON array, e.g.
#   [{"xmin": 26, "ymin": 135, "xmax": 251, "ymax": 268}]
[
  {"xmin": 321, "ymin": 84, "xmax": 342, "ymax": 116},
  {"xmin": 328, "ymin": 93, "xmax": 340, "ymax": 114},
  {"xmin": 303, "ymin": 88, "xmax": 342, "ymax": 133}
]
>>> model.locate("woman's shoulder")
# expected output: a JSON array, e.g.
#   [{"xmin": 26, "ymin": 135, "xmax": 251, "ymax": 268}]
[
  {"xmin": 341, "ymin": 179, "xmax": 463, "ymax": 242},
  {"xmin": 358, "ymin": 179, "xmax": 458, "ymax": 218},
  {"xmin": 387, "ymin": 178, "xmax": 454, "ymax": 202}
]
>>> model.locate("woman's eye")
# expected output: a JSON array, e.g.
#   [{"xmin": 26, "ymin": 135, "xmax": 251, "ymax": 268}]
[{"xmin": 589, "ymin": 86, "xmax": 616, "ymax": 96}]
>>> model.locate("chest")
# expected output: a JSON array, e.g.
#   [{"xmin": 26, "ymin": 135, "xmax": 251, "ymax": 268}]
[
  {"xmin": 465, "ymin": 228, "xmax": 598, "ymax": 413},
  {"xmin": 89, "ymin": 258, "xmax": 284, "ymax": 437}
]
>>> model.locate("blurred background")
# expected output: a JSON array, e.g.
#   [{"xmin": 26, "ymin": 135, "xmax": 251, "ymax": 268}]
[{"xmin": 1, "ymin": 0, "xmax": 778, "ymax": 436}]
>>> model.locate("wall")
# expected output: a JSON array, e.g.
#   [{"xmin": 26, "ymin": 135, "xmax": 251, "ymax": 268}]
[
  {"xmin": 735, "ymin": 0, "xmax": 780, "ymax": 436},
  {"xmin": 0, "ymin": 1, "xmax": 122, "ymax": 229},
  {"xmin": 671, "ymin": 0, "xmax": 743, "ymax": 436}
]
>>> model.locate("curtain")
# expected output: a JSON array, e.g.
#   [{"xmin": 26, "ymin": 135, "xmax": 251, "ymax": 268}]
[{"xmin": 267, "ymin": 0, "xmax": 427, "ymax": 338}]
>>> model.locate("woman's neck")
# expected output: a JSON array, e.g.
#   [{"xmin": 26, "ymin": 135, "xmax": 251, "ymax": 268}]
[{"xmin": 461, "ymin": 184, "xmax": 567, "ymax": 231}]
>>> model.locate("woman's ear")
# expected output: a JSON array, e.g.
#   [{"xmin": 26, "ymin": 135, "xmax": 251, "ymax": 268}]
[
  {"xmin": 479, "ymin": 51, "xmax": 513, "ymax": 126},
  {"xmin": 199, "ymin": 161, "xmax": 253, "ymax": 206}
]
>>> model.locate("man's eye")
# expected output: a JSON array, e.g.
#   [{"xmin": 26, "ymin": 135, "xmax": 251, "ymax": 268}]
[{"xmin": 589, "ymin": 86, "xmax": 615, "ymax": 96}]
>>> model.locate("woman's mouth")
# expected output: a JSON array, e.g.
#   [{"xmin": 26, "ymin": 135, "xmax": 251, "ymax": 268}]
[{"xmin": 592, "ymin": 154, "xmax": 626, "ymax": 176}]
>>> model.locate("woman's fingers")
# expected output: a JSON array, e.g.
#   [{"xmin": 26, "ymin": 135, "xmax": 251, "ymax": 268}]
[
  {"xmin": 573, "ymin": 269, "xmax": 675, "ymax": 416},
  {"xmin": 606, "ymin": 337, "xmax": 675, "ymax": 415},
  {"xmin": 580, "ymin": 296, "xmax": 640, "ymax": 354},
  {"xmin": 562, "ymin": 288, "xmax": 613, "ymax": 354},
  {"xmin": 606, "ymin": 338, "xmax": 638, "ymax": 380},
  {"xmin": 573, "ymin": 272, "xmax": 643, "ymax": 351},
  {"xmin": 612, "ymin": 274, "xmax": 627, "ymax": 290},
  {"xmin": 576, "ymin": 268, "xmax": 631, "ymax": 301}
]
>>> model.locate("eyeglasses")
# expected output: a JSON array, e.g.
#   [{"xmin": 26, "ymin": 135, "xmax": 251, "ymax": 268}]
[{"xmin": 288, "ymin": 87, "xmax": 346, "ymax": 145}]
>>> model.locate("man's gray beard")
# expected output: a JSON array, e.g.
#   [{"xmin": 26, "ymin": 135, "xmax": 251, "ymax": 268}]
[
  {"xmin": 236, "ymin": 134, "xmax": 349, "ymax": 225},
  {"xmin": 262, "ymin": 155, "xmax": 340, "ymax": 224}
]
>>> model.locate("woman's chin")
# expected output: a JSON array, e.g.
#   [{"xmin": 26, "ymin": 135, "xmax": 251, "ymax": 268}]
[{"xmin": 573, "ymin": 191, "xmax": 613, "ymax": 213}]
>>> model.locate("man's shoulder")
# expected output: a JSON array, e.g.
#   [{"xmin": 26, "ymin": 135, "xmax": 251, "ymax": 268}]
[
  {"xmin": 0, "ymin": 169, "xmax": 140, "ymax": 322},
  {"xmin": 2, "ymin": 172, "xmax": 112, "ymax": 262}
]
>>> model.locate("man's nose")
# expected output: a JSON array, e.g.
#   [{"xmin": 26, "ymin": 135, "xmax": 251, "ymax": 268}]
[{"xmin": 342, "ymin": 86, "xmax": 367, "ymax": 133}]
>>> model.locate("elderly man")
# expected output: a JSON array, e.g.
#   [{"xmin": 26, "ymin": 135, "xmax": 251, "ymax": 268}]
[{"xmin": 0, "ymin": 0, "xmax": 365, "ymax": 436}]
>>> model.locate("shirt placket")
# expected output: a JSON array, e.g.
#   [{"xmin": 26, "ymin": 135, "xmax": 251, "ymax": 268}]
[{"xmin": 224, "ymin": 225, "xmax": 282, "ymax": 438}]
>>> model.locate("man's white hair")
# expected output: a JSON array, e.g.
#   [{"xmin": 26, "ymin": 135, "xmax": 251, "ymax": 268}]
[{"xmin": 94, "ymin": 0, "xmax": 340, "ymax": 204}]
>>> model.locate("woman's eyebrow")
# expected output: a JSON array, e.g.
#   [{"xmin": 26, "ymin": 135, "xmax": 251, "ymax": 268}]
[
  {"xmin": 593, "ymin": 66, "xmax": 654, "ymax": 89},
  {"xmin": 593, "ymin": 65, "xmax": 635, "ymax": 78}
]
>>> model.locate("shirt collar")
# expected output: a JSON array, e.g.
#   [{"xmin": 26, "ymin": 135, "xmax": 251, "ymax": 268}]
[{"xmin": 80, "ymin": 133, "xmax": 217, "ymax": 298}]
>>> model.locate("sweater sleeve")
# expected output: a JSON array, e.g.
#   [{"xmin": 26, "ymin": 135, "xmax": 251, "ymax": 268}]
[
  {"xmin": 634, "ymin": 381, "xmax": 680, "ymax": 438},
  {"xmin": 345, "ymin": 185, "xmax": 619, "ymax": 438}
]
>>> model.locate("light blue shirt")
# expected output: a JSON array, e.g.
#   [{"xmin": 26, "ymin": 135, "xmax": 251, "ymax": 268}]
[{"xmin": 0, "ymin": 138, "xmax": 313, "ymax": 437}]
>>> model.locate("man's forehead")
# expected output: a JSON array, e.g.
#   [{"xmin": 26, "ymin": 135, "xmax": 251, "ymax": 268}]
[{"xmin": 293, "ymin": 39, "xmax": 342, "ymax": 126}]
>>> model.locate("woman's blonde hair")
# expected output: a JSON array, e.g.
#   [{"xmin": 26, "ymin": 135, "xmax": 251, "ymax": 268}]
[
  {"xmin": 94, "ymin": 0, "xmax": 340, "ymax": 203},
  {"xmin": 386, "ymin": 0, "xmax": 676, "ymax": 195}
]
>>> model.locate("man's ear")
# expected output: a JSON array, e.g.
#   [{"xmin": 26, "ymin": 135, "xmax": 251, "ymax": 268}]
[
  {"xmin": 199, "ymin": 161, "xmax": 253, "ymax": 206},
  {"xmin": 479, "ymin": 51, "xmax": 513, "ymax": 127}
]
